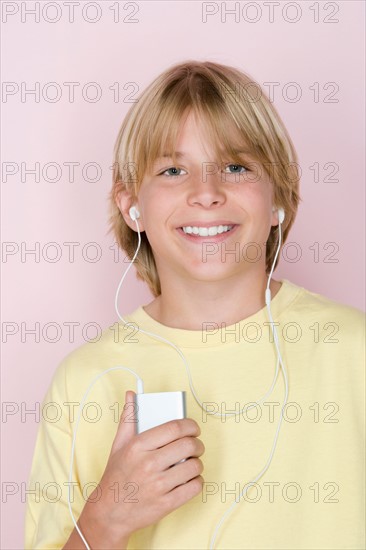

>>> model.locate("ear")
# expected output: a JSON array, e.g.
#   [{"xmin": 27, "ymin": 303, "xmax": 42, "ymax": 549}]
[{"xmin": 115, "ymin": 187, "xmax": 145, "ymax": 232}]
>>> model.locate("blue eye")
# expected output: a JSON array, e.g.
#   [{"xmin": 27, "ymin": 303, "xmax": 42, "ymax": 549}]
[
  {"xmin": 224, "ymin": 164, "xmax": 248, "ymax": 174},
  {"xmin": 159, "ymin": 167, "xmax": 186, "ymax": 177}
]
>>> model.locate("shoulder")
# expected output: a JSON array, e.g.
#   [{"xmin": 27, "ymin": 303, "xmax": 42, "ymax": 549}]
[
  {"xmin": 282, "ymin": 279, "xmax": 365, "ymax": 347},
  {"xmin": 284, "ymin": 278, "xmax": 365, "ymax": 322}
]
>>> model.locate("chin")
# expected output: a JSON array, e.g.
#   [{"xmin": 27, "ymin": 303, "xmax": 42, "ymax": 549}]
[{"xmin": 183, "ymin": 262, "xmax": 242, "ymax": 280}]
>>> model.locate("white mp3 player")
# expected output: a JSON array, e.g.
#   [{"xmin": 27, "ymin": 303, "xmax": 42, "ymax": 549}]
[{"xmin": 134, "ymin": 391, "xmax": 187, "ymax": 434}]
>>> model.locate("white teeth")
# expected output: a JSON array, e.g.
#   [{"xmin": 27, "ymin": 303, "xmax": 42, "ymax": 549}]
[{"xmin": 182, "ymin": 225, "xmax": 233, "ymax": 236}]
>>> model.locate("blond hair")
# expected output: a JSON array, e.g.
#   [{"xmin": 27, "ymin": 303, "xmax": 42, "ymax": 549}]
[{"xmin": 108, "ymin": 60, "xmax": 301, "ymax": 297}]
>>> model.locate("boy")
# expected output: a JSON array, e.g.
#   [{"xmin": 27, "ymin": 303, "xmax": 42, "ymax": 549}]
[{"xmin": 25, "ymin": 60, "xmax": 365, "ymax": 549}]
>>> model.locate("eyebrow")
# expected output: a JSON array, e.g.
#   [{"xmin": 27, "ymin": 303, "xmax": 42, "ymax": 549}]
[
  {"xmin": 155, "ymin": 149, "xmax": 253, "ymax": 161},
  {"xmin": 156, "ymin": 152, "xmax": 186, "ymax": 160}
]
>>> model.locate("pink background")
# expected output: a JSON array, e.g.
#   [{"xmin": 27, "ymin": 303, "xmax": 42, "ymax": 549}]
[{"xmin": 1, "ymin": 1, "xmax": 365, "ymax": 547}]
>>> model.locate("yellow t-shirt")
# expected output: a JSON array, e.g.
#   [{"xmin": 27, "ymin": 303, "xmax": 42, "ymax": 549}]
[{"xmin": 24, "ymin": 279, "xmax": 365, "ymax": 549}]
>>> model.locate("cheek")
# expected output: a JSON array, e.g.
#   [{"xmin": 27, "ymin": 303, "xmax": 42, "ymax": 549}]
[
  {"xmin": 143, "ymin": 186, "xmax": 177, "ymax": 223},
  {"xmin": 139, "ymin": 197, "xmax": 168, "ymax": 244},
  {"xmin": 240, "ymin": 191, "xmax": 271, "ymax": 219},
  {"xmin": 251, "ymin": 185, "xmax": 273, "ymax": 217},
  {"xmin": 234, "ymin": 175, "xmax": 271, "ymax": 201}
]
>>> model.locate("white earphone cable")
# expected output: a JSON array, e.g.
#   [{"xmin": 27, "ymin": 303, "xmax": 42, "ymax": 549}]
[{"xmin": 68, "ymin": 211, "xmax": 287, "ymax": 549}]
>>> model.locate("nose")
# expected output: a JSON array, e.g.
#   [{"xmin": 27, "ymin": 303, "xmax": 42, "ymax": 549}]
[{"xmin": 186, "ymin": 170, "xmax": 226, "ymax": 209}]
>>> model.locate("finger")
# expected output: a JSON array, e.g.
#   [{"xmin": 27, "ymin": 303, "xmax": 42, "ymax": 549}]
[
  {"xmin": 151, "ymin": 436, "xmax": 205, "ymax": 471},
  {"xmin": 136, "ymin": 418, "xmax": 201, "ymax": 451},
  {"xmin": 162, "ymin": 457, "xmax": 204, "ymax": 493},
  {"xmin": 164, "ymin": 475, "xmax": 204, "ymax": 511},
  {"xmin": 111, "ymin": 390, "xmax": 137, "ymax": 452}
]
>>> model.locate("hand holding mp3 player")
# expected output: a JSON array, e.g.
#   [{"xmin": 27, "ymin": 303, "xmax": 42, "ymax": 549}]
[{"xmin": 79, "ymin": 390, "xmax": 205, "ymax": 547}]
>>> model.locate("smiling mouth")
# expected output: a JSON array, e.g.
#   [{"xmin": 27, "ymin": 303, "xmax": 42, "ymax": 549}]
[{"xmin": 180, "ymin": 225, "xmax": 236, "ymax": 236}]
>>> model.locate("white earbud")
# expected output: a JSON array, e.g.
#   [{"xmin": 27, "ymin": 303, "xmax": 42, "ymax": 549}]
[
  {"xmin": 129, "ymin": 205, "xmax": 140, "ymax": 222},
  {"xmin": 272, "ymin": 206, "xmax": 285, "ymax": 224},
  {"xmin": 278, "ymin": 207, "xmax": 285, "ymax": 224}
]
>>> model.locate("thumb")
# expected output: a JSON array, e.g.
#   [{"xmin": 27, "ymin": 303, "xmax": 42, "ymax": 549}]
[{"xmin": 111, "ymin": 390, "xmax": 137, "ymax": 453}]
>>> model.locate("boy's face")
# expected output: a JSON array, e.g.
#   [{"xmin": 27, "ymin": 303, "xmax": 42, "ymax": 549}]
[{"xmin": 122, "ymin": 110, "xmax": 279, "ymax": 286}]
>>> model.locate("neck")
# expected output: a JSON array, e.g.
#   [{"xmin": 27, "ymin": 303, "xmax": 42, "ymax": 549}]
[{"xmin": 143, "ymin": 270, "xmax": 282, "ymax": 331}]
